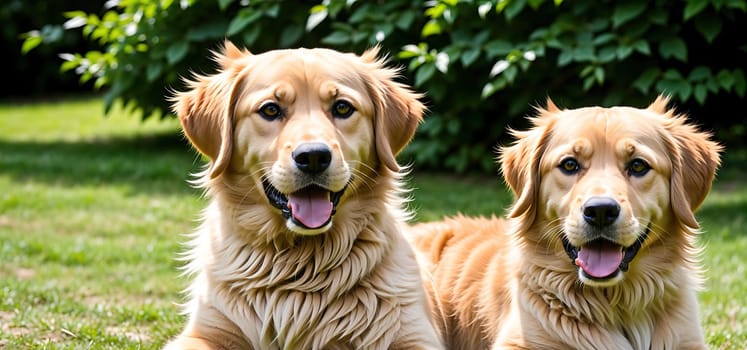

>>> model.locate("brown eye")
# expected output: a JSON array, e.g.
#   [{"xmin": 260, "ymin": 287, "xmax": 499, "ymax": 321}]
[
  {"xmin": 331, "ymin": 100, "xmax": 355, "ymax": 119},
  {"xmin": 627, "ymin": 158, "xmax": 650, "ymax": 177},
  {"xmin": 258, "ymin": 102, "xmax": 283, "ymax": 121},
  {"xmin": 559, "ymin": 157, "xmax": 581, "ymax": 175}
]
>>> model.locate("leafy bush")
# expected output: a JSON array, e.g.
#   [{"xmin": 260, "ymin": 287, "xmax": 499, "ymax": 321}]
[
  {"xmin": 24, "ymin": 0, "xmax": 747, "ymax": 173},
  {"xmin": 2, "ymin": 0, "xmax": 102, "ymax": 96}
]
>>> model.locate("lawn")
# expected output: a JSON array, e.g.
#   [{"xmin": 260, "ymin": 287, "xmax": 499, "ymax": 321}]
[{"xmin": 1, "ymin": 97, "xmax": 745, "ymax": 349}]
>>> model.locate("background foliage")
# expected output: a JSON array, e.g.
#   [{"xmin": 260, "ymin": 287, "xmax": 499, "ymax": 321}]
[
  {"xmin": 2, "ymin": 1, "xmax": 101, "ymax": 96},
  {"xmin": 22, "ymin": 0, "xmax": 747, "ymax": 173}
]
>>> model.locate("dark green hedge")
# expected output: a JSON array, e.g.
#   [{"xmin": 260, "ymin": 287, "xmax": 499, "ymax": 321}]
[
  {"xmin": 24, "ymin": 0, "xmax": 747, "ymax": 173},
  {"xmin": 2, "ymin": 1, "xmax": 101, "ymax": 97}
]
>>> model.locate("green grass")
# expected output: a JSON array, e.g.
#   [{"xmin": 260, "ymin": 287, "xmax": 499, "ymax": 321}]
[
  {"xmin": 0, "ymin": 98, "xmax": 198, "ymax": 349},
  {"xmin": 1, "ymin": 97, "xmax": 745, "ymax": 349}
]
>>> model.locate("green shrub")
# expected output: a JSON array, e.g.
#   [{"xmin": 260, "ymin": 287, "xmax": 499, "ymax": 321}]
[
  {"xmin": 23, "ymin": 0, "xmax": 747, "ymax": 173},
  {"xmin": 3, "ymin": 0, "xmax": 102, "ymax": 96}
]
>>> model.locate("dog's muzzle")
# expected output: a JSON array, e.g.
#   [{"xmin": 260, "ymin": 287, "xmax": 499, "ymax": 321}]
[
  {"xmin": 562, "ymin": 225, "xmax": 650, "ymax": 282},
  {"xmin": 263, "ymin": 180, "xmax": 346, "ymax": 231}
]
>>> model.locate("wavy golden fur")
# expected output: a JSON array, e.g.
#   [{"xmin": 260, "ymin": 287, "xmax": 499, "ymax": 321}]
[
  {"xmin": 408, "ymin": 96, "xmax": 721, "ymax": 349},
  {"xmin": 164, "ymin": 41, "xmax": 442, "ymax": 350}
]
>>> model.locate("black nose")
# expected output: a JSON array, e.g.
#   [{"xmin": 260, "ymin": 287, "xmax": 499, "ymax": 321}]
[
  {"xmin": 582, "ymin": 197, "xmax": 621, "ymax": 227},
  {"xmin": 292, "ymin": 142, "xmax": 332, "ymax": 174}
]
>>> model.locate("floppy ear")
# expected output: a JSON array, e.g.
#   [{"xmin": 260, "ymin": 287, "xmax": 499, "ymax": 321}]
[
  {"xmin": 499, "ymin": 99, "xmax": 558, "ymax": 230},
  {"xmin": 171, "ymin": 41, "xmax": 250, "ymax": 178},
  {"xmin": 362, "ymin": 47, "xmax": 425, "ymax": 172},
  {"xmin": 651, "ymin": 96, "xmax": 722, "ymax": 229}
]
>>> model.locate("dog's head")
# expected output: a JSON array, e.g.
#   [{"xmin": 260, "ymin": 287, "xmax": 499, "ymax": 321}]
[
  {"xmin": 172, "ymin": 41, "xmax": 423, "ymax": 235},
  {"xmin": 500, "ymin": 96, "xmax": 721, "ymax": 287}
]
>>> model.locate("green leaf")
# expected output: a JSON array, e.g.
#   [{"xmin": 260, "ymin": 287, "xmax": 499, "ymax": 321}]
[
  {"xmin": 683, "ymin": 0, "xmax": 709, "ymax": 21},
  {"xmin": 425, "ymin": 3, "xmax": 446, "ymax": 19},
  {"xmin": 461, "ymin": 48, "xmax": 481, "ymax": 67},
  {"xmin": 481, "ymin": 78, "xmax": 507, "ymax": 98},
  {"xmin": 597, "ymin": 46, "xmax": 617, "ymax": 63},
  {"xmin": 94, "ymin": 75, "xmax": 108, "ymax": 90},
  {"xmin": 63, "ymin": 10, "xmax": 88, "ymax": 20},
  {"xmin": 528, "ymin": 0, "xmax": 544, "ymax": 9},
  {"xmin": 399, "ymin": 44, "xmax": 423, "ymax": 59},
  {"xmin": 187, "ymin": 21, "xmax": 229, "ymax": 41},
  {"xmin": 421, "ymin": 19, "xmax": 442, "ymax": 37},
  {"xmin": 530, "ymin": 28, "xmax": 548, "ymax": 41},
  {"xmin": 616, "ymin": 45, "xmax": 633, "ymax": 60},
  {"xmin": 396, "ymin": 11, "xmax": 416, "ymax": 30},
  {"xmin": 733, "ymin": 69, "xmax": 746, "ymax": 96},
  {"xmin": 348, "ymin": 4, "xmax": 370, "ymax": 23},
  {"xmin": 21, "ymin": 35, "xmax": 43, "ymax": 54},
  {"xmin": 326, "ymin": 0, "xmax": 345, "ymax": 17},
  {"xmin": 633, "ymin": 67, "xmax": 660, "ymax": 93},
  {"xmin": 694, "ymin": 15, "xmax": 722, "ymax": 43},
  {"xmin": 90, "ymin": 27, "xmax": 107, "ymax": 42},
  {"xmin": 146, "ymin": 64, "xmax": 162, "ymax": 82},
  {"xmin": 227, "ymin": 10, "xmax": 262, "ymax": 36},
  {"xmin": 407, "ymin": 57, "xmax": 424, "ymax": 71},
  {"xmin": 656, "ymin": 69, "xmax": 691, "ymax": 100},
  {"xmin": 306, "ymin": 5, "xmax": 328, "ymax": 31},
  {"xmin": 504, "ymin": 65, "xmax": 518, "ymax": 83},
  {"xmin": 632, "ymin": 40, "xmax": 651, "ymax": 55},
  {"xmin": 662, "ymin": 68, "xmax": 684, "ymax": 80},
  {"xmin": 612, "ymin": 1, "xmax": 647, "ymax": 28},
  {"xmin": 415, "ymin": 63, "xmax": 436, "ymax": 87},
  {"xmin": 648, "ymin": 8, "xmax": 669, "ymax": 25},
  {"xmin": 659, "ymin": 37, "xmax": 688, "ymax": 61},
  {"xmin": 593, "ymin": 33, "xmax": 616, "ymax": 46},
  {"xmin": 265, "ymin": 4, "xmax": 280, "ymax": 18},
  {"xmin": 694, "ymin": 84, "xmax": 708, "ymax": 104},
  {"xmin": 557, "ymin": 50, "xmax": 573, "ymax": 66},
  {"xmin": 583, "ymin": 76, "xmax": 595, "ymax": 91},
  {"xmin": 166, "ymin": 42, "xmax": 189, "ymax": 64},
  {"xmin": 688, "ymin": 66, "xmax": 712, "ymax": 81},
  {"xmin": 352, "ymin": 31, "xmax": 368, "ymax": 44},
  {"xmin": 504, "ymin": 0, "xmax": 527, "ymax": 20},
  {"xmin": 580, "ymin": 65, "xmax": 595, "ymax": 77},
  {"xmin": 480, "ymin": 83, "xmax": 497, "ymax": 100},
  {"xmin": 484, "ymin": 40, "xmax": 513, "ymax": 56},
  {"xmin": 242, "ymin": 26, "xmax": 261, "ymax": 46},
  {"xmin": 280, "ymin": 26, "xmax": 303, "ymax": 47},
  {"xmin": 218, "ymin": 0, "xmax": 233, "ymax": 11},
  {"xmin": 472, "ymin": 30, "xmax": 491, "ymax": 46},
  {"xmin": 716, "ymin": 69, "xmax": 736, "ymax": 91},
  {"xmin": 321, "ymin": 31, "xmax": 351, "ymax": 45},
  {"xmin": 594, "ymin": 67, "xmax": 605, "ymax": 84},
  {"xmin": 446, "ymin": 118, "xmax": 460, "ymax": 135},
  {"xmin": 679, "ymin": 82, "xmax": 693, "ymax": 101},
  {"xmin": 725, "ymin": 0, "xmax": 747, "ymax": 11},
  {"xmin": 572, "ymin": 45, "xmax": 595, "ymax": 62},
  {"xmin": 60, "ymin": 58, "xmax": 80, "ymax": 73}
]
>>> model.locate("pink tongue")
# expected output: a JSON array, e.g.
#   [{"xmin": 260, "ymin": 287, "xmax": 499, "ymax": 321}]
[
  {"xmin": 575, "ymin": 240, "xmax": 623, "ymax": 278},
  {"xmin": 288, "ymin": 187, "xmax": 333, "ymax": 229}
]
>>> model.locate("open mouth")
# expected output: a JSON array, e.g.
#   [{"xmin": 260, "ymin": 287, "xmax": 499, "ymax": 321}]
[
  {"xmin": 263, "ymin": 181, "xmax": 346, "ymax": 230},
  {"xmin": 562, "ymin": 226, "xmax": 650, "ymax": 281}
]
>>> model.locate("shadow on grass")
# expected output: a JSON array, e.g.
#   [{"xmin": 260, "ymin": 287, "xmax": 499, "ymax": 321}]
[{"xmin": 0, "ymin": 131, "xmax": 204, "ymax": 195}]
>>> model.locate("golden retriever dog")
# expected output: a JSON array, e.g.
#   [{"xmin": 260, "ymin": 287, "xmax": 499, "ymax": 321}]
[
  {"xmin": 408, "ymin": 96, "xmax": 721, "ymax": 349},
  {"xmin": 163, "ymin": 41, "xmax": 443, "ymax": 350}
]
